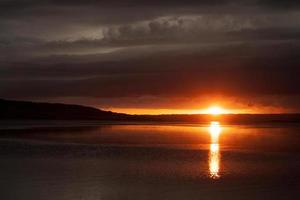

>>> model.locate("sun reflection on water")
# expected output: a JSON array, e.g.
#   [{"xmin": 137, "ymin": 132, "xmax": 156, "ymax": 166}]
[{"xmin": 209, "ymin": 121, "xmax": 221, "ymax": 179}]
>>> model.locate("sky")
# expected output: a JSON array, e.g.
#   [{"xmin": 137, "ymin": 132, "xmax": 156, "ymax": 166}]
[{"xmin": 1, "ymin": 0, "xmax": 300, "ymax": 114}]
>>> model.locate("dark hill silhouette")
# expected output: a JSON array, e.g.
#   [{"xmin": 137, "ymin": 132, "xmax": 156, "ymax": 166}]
[
  {"xmin": 1, "ymin": 98, "xmax": 300, "ymax": 123},
  {"xmin": 0, "ymin": 99, "xmax": 128, "ymax": 120}
]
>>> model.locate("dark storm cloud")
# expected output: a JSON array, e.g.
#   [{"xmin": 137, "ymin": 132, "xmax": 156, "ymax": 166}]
[
  {"xmin": 1, "ymin": 13, "xmax": 299, "ymax": 60},
  {"xmin": 2, "ymin": 0, "xmax": 300, "ymax": 8},
  {"xmin": 0, "ymin": 0, "xmax": 230, "ymax": 23},
  {"xmin": 0, "ymin": 0, "xmax": 300, "ymax": 111},
  {"xmin": 257, "ymin": 0, "xmax": 300, "ymax": 9},
  {"xmin": 1, "ymin": 0, "xmax": 299, "ymax": 44},
  {"xmin": 1, "ymin": 42, "xmax": 300, "ymax": 97}
]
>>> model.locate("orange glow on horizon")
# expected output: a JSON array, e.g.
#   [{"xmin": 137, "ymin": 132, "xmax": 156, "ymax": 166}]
[
  {"xmin": 106, "ymin": 105, "xmax": 284, "ymax": 115},
  {"xmin": 108, "ymin": 107, "xmax": 235, "ymax": 115}
]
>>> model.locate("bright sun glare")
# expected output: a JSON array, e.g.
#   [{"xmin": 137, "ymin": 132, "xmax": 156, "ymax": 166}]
[{"xmin": 208, "ymin": 106, "xmax": 223, "ymax": 115}]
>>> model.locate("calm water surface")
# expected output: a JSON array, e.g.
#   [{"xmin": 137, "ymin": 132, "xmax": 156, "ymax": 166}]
[{"xmin": 0, "ymin": 121, "xmax": 299, "ymax": 200}]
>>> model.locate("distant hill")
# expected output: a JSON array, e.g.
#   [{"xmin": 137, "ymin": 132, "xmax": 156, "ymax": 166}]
[
  {"xmin": 1, "ymin": 98, "xmax": 300, "ymax": 123},
  {"xmin": 0, "ymin": 99, "xmax": 128, "ymax": 120}
]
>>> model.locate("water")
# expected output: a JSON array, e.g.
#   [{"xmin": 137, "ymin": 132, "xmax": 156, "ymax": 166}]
[{"xmin": 0, "ymin": 121, "xmax": 299, "ymax": 200}]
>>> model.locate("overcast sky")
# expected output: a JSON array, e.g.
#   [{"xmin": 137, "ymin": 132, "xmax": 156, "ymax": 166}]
[{"xmin": 1, "ymin": 0, "xmax": 300, "ymax": 113}]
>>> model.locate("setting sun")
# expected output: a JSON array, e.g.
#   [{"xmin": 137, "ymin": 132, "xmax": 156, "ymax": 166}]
[{"xmin": 208, "ymin": 106, "xmax": 224, "ymax": 115}]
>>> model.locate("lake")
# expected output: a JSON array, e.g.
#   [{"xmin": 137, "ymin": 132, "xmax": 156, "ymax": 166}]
[{"xmin": 0, "ymin": 121, "xmax": 299, "ymax": 200}]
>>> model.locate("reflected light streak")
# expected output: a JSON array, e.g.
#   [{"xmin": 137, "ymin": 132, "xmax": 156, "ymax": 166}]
[
  {"xmin": 209, "ymin": 121, "xmax": 221, "ymax": 179},
  {"xmin": 209, "ymin": 121, "xmax": 221, "ymax": 144}
]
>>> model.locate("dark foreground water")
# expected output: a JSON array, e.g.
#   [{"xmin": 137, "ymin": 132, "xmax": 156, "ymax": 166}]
[{"xmin": 0, "ymin": 121, "xmax": 299, "ymax": 200}]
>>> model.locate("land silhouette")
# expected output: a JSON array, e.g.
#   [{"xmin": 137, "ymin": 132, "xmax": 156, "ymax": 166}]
[{"xmin": 1, "ymin": 98, "xmax": 300, "ymax": 124}]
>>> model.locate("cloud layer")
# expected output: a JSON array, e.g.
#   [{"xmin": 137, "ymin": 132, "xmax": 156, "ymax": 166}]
[{"xmin": 1, "ymin": 0, "xmax": 300, "ymax": 113}]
